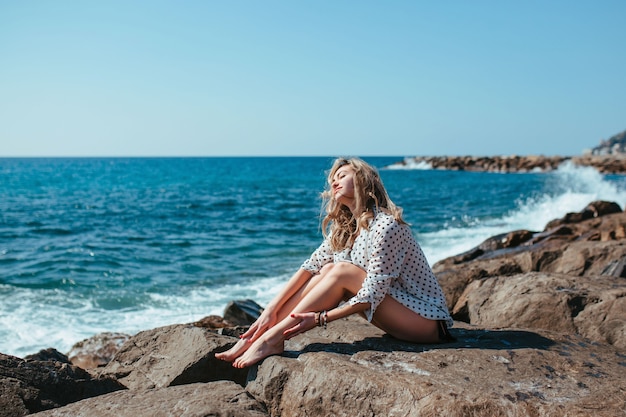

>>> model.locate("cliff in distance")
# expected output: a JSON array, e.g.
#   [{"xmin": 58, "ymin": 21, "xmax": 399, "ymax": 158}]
[{"xmin": 590, "ymin": 129, "xmax": 626, "ymax": 156}]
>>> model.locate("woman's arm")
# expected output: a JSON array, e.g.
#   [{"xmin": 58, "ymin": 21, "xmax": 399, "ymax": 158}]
[
  {"xmin": 240, "ymin": 268, "xmax": 313, "ymax": 341},
  {"xmin": 265, "ymin": 268, "xmax": 313, "ymax": 312},
  {"xmin": 283, "ymin": 301, "xmax": 370, "ymax": 339},
  {"xmin": 327, "ymin": 301, "xmax": 369, "ymax": 322}
]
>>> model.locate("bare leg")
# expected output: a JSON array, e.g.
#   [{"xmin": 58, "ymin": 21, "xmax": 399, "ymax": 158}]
[
  {"xmin": 232, "ymin": 262, "xmax": 365, "ymax": 368},
  {"xmin": 371, "ymin": 296, "xmax": 440, "ymax": 343},
  {"xmin": 231, "ymin": 262, "xmax": 442, "ymax": 368},
  {"xmin": 216, "ymin": 266, "xmax": 331, "ymax": 361}
]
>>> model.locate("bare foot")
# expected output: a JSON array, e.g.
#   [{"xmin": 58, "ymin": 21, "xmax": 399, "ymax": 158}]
[
  {"xmin": 232, "ymin": 337, "xmax": 284, "ymax": 368},
  {"xmin": 215, "ymin": 337, "xmax": 253, "ymax": 362}
]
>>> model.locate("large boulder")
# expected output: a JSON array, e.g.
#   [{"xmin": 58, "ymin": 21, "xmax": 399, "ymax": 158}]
[
  {"xmin": 23, "ymin": 316, "xmax": 626, "ymax": 417},
  {"xmin": 30, "ymin": 381, "xmax": 267, "ymax": 417},
  {"xmin": 98, "ymin": 324, "xmax": 248, "ymax": 389},
  {"xmin": 246, "ymin": 317, "xmax": 626, "ymax": 417},
  {"xmin": 544, "ymin": 200, "xmax": 622, "ymax": 230},
  {"xmin": 223, "ymin": 299, "xmax": 264, "ymax": 326},
  {"xmin": 433, "ymin": 206, "xmax": 626, "ymax": 337},
  {"xmin": 67, "ymin": 332, "xmax": 130, "ymax": 370},
  {"xmin": 451, "ymin": 272, "xmax": 626, "ymax": 349},
  {"xmin": 0, "ymin": 353, "xmax": 124, "ymax": 417},
  {"xmin": 24, "ymin": 349, "xmax": 71, "ymax": 364}
]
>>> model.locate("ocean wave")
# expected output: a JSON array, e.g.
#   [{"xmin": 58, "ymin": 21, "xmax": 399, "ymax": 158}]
[
  {"xmin": 0, "ymin": 272, "xmax": 287, "ymax": 358},
  {"xmin": 420, "ymin": 162, "xmax": 626, "ymax": 263},
  {"xmin": 386, "ymin": 158, "xmax": 433, "ymax": 170}
]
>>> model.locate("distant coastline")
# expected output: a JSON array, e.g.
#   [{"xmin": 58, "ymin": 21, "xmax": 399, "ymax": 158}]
[
  {"xmin": 388, "ymin": 154, "xmax": 626, "ymax": 174},
  {"xmin": 390, "ymin": 129, "xmax": 626, "ymax": 174}
]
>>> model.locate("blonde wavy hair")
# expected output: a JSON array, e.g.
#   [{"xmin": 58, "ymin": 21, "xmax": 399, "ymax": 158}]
[{"xmin": 321, "ymin": 157, "xmax": 406, "ymax": 251}]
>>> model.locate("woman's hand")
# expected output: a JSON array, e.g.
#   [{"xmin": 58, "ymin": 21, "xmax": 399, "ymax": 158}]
[{"xmin": 283, "ymin": 312, "xmax": 318, "ymax": 340}]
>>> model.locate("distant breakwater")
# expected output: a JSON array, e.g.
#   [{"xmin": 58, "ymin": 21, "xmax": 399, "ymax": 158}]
[{"xmin": 393, "ymin": 154, "xmax": 626, "ymax": 174}]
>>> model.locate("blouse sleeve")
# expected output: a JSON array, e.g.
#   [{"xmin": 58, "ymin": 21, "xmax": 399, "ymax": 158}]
[
  {"xmin": 300, "ymin": 239, "xmax": 334, "ymax": 274},
  {"xmin": 348, "ymin": 216, "xmax": 408, "ymax": 321}
]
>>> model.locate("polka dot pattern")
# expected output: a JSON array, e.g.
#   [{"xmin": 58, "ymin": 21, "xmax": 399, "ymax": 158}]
[{"xmin": 302, "ymin": 211, "xmax": 453, "ymax": 327}]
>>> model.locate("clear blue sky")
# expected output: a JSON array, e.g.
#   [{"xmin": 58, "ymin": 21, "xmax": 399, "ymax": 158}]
[{"xmin": 1, "ymin": 1, "xmax": 624, "ymax": 157}]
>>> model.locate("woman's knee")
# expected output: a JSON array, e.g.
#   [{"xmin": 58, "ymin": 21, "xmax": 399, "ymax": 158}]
[
  {"xmin": 318, "ymin": 262, "xmax": 357, "ymax": 279},
  {"xmin": 318, "ymin": 263, "xmax": 335, "ymax": 276},
  {"xmin": 315, "ymin": 262, "xmax": 365, "ymax": 291},
  {"xmin": 324, "ymin": 261, "xmax": 355, "ymax": 276},
  {"xmin": 325, "ymin": 262, "xmax": 366, "ymax": 289}
]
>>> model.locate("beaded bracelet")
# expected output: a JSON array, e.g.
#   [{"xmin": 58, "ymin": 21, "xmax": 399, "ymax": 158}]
[{"xmin": 319, "ymin": 310, "xmax": 328, "ymax": 329}]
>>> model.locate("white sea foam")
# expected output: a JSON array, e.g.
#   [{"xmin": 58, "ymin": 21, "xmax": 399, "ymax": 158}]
[
  {"xmin": 0, "ymin": 273, "xmax": 289, "ymax": 358},
  {"xmin": 386, "ymin": 158, "xmax": 433, "ymax": 170},
  {"xmin": 420, "ymin": 161, "xmax": 626, "ymax": 263}
]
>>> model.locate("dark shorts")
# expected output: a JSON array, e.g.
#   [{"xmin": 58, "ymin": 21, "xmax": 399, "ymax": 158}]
[{"xmin": 438, "ymin": 321, "xmax": 456, "ymax": 343}]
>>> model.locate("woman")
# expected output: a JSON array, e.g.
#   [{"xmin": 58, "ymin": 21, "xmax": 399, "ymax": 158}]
[{"xmin": 216, "ymin": 157, "xmax": 453, "ymax": 368}]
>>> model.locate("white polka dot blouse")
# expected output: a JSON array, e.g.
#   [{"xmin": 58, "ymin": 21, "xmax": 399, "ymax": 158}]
[{"xmin": 301, "ymin": 211, "xmax": 453, "ymax": 327}]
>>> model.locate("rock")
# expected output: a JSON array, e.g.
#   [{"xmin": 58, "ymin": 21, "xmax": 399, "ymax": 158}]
[
  {"xmin": 547, "ymin": 240, "xmax": 626, "ymax": 277},
  {"xmin": 545, "ymin": 201, "xmax": 622, "ymax": 230},
  {"xmin": 451, "ymin": 272, "xmax": 626, "ymax": 349},
  {"xmin": 246, "ymin": 316, "xmax": 626, "ymax": 417},
  {"xmin": 601, "ymin": 257, "xmax": 626, "ymax": 278},
  {"xmin": 98, "ymin": 324, "xmax": 249, "ymax": 389},
  {"xmin": 191, "ymin": 314, "xmax": 250, "ymax": 338},
  {"xmin": 0, "ymin": 353, "xmax": 124, "ymax": 416},
  {"xmin": 223, "ymin": 299, "xmax": 264, "ymax": 326},
  {"xmin": 191, "ymin": 314, "xmax": 233, "ymax": 328},
  {"xmin": 8, "ymin": 317, "xmax": 625, "ymax": 416},
  {"xmin": 24, "ymin": 349, "xmax": 71, "ymax": 364},
  {"xmin": 433, "ymin": 207, "xmax": 626, "ymax": 347},
  {"xmin": 448, "ymin": 229, "xmax": 536, "ymax": 264},
  {"xmin": 67, "ymin": 332, "xmax": 130, "ymax": 370},
  {"xmin": 390, "ymin": 155, "xmax": 569, "ymax": 173},
  {"xmin": 572, "ymin": 154, "xmax": 626, "ymax": 174},
  {"xmin": 435, "ymin": 254, "xmax": 528, "ymax": 314},
  {"xmin": 585, "ymin": 200, "xmax": 624, "ymax": 217},
  {"xmin": 29, "ymin": 381, "xmax": 268, "ymax": 417},
  {"xmin": 390, "ymin": 154, "xmax": 626, "ymax": 173}
]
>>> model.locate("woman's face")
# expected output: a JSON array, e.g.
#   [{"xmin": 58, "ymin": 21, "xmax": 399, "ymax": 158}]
[{"xmin": 331, "ymin": 164, "xmax": 356, "ymax": 210}]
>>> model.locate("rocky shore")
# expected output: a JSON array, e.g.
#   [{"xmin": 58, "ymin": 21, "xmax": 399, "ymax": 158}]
[
  {"xmin": 392, "ymin": 154, "xmax": 626, "ymax": 174},
  {"xmin": 2, "ymin": 201, "xmax": 626, "ymax": 416}
]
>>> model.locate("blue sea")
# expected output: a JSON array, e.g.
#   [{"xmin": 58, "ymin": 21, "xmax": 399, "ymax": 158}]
[{"xmin": 2, "ymin": 156, "xmax": 626, "ymax": 357}]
